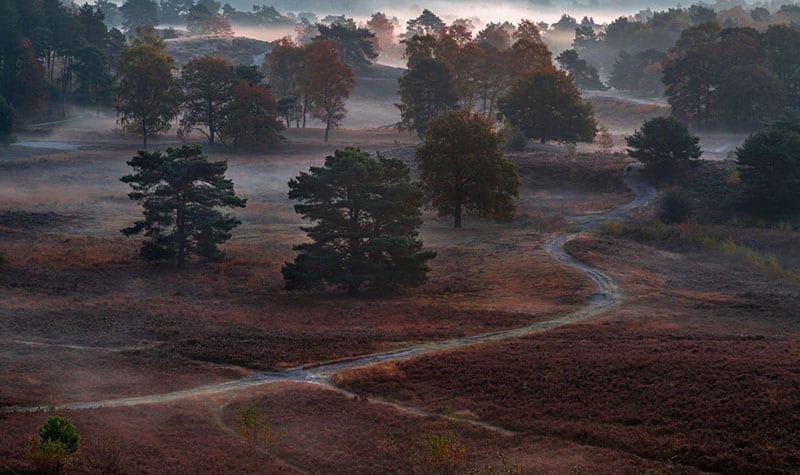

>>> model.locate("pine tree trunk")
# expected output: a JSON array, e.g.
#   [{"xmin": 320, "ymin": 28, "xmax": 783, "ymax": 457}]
[{"xmin": 325, "ymin": 118, "xmax": 330, "ymax": 142}]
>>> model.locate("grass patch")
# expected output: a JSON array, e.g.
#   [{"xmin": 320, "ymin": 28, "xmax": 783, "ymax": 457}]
[{"xmin": 695, "ymin": 233, "xmax": 795, "ymax": 279}]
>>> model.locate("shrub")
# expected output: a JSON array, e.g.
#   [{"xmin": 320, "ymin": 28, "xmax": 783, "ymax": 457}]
[
  {"xmin": 420, "ymin": 420, "xmax": 467, "ymax": 472},
  {"xmin": 596, "ymin": 126, "xmax": 614, "ymax": 151},
  {"xmin": 24, "ymin": 416, "xmax": 80, "ymax": 473},
  {"xmin": 646, "ymin": 219, "xmax": 669, "ymax": 239},
  {"xmin": 657, "ymin": 190, "xmax": 692, "ymax": 224},
  {"xmin": 234, "ymin": 402, "xmax": 286, "ymax": 452},
  {"xmin": 595, "ymin": 220, "xmax": 625, "ymax": 236},
  {"xmin": 725, "ymin": 167, "xmax": 740, "ymax": 186},
  {"xmin": 505, "ymin": 128, "xmax": 528, "ymax": 151}
]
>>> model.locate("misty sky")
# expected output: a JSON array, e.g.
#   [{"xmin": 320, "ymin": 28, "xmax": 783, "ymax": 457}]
[{"xmin": 215, "ymin": 0, "xmax": 749, "ymax": 25}]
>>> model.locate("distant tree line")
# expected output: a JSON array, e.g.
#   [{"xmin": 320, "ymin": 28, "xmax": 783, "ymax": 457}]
[
  {"xmin": 663, "ymin": 23, "xmax": 800, "ymax": 130},
  {"xmin": 113, "ymin": 27, "xmax": 284, "ymax": 150},
  {"xmin": 395, "ymin": 14, "xmax": 597, "ymax": 144}
]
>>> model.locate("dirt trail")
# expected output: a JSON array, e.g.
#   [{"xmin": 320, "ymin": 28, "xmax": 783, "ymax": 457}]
[{"xmin": 0, "ymin": 165, "xmax": 656, "ymax": 414}]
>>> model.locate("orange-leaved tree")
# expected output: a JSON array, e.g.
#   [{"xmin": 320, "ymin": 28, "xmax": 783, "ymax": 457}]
[{"xmin": 304, "ymin": 40, "xmax": 355, "ymax": 142}]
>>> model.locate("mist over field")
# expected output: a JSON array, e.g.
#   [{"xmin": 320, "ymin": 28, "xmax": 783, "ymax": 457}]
[
  {"xmin": 5, "ymin": 0, "xmax": 800, "ymax": 471},
  {"xmin": 214, "ymin": 0, "xmax": 713, "ymax": 24}
]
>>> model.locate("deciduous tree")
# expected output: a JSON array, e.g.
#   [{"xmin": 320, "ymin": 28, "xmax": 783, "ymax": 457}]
[
  {"xmin": 217, "ymin": 80, "xmax": 283, "ymax": 150},
  {"xmin": 121, "ymin": 145, "xmax": 246, "ymax": 266},
  {"xmin": 114, "ymin": 27, "xmax": 180, "ymax": 149},
  {"xmin": 305, "ymin": 40, "xmax": 354, "ymax": 142},
  {"xmin": 367, "ymin": 12, "xmax": 395, "ymax": 52},
  {"xmin": 13, "ymin": 38, "xmax": 48, "ymax": 118},
  {"xmin": 475, "ymin": 22, "xmax": 513, "ymax": 50},
  {"xmin": 198, "ymin": 13, "xmax": 233, "ymax": 37},
  {"xmin": 416, "ymin": 110, "xmax": 520, "ymax": 228},
  {"xmin": 283, "ymin": 147, "xmax": 435, "ymax": 295},
  {"xmin": 263, "ymin": 38, "xmax": 305, "ymax": 127},
  {"xmin": 736, "ymin": 127, "xmax": 800, "ymax": 217},
  {"xmin": 499, "ymin": 69, "xmax": 596, "ymax": 144},
  {"xmin": 0, "ymin": 95, "xmax": 14, "ymax": 142},
  {"xmin": 179, "ymin": 55, "xmax": 236, "ymax": 145}
]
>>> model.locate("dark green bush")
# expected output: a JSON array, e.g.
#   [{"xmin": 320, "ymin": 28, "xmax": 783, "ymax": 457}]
[
  {"xmin": 658, "ymin": 190, "xmax": 692, "ymax": 224},
  {"xmin": 505, "ymin": 128, "xmax": 528, "ymax": 151}
]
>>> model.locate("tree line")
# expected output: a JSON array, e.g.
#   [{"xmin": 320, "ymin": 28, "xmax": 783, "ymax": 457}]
[
  {"xmin": 263, "ymin": 38, "xmax": 355, "ymax": 141},
  {"xmin": 395, "ymin": 14, "xmax": 597, "ymax": 145},
  {"xmin": 0, "ymin": 0, "xmax": 123, "ymax": 123},
  {"xmin": 115, "ymin": 25, "xmax": 356, "ymax": 148}
]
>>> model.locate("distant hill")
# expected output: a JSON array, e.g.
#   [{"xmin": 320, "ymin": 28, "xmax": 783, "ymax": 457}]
[
  {"xmin": 164, "ymin": 36, "xmax": 273, "ymax": 67},
  {"xmin": 357, "ymin": 64, "xmax": 404, "ymax": 79}
]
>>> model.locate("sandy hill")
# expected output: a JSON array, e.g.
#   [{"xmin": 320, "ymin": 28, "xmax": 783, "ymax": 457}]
[{"xmin": 165, "ymin": 36, "xmax": 273, "ymax": 67}]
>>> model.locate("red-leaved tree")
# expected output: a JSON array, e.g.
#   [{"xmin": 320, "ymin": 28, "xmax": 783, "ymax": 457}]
[
  {"xmin": 305, "ymin": 40, "xmax": 355, "ymax": 142},
  {"xmin": 218, "ymin": 80, "xmax": 283, "ymax": 150}
]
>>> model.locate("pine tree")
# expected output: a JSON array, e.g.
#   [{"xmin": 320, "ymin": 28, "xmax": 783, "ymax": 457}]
[
  {"xmin": 283, "ymin": 147, "xmax": 435, "ymax": 295},
  {"xmin": 626, "ymin": 116, "xmax": 702, "ymax": 184},
  {"xmin": 121, "ymin": 145, "xmax": 246, "ymax": 267},
  {"xmin": 397, "ymin": 56, "xmax": 458, "ymax": 139},
  {"xmin": 736, "ymin": 128, "xmax": 800, "ymax": 216}
]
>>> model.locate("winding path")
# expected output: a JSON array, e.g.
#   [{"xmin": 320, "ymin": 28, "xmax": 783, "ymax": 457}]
[{"xmin": 1, "ymin": 165, "xmax": 656, "ymax": 414}]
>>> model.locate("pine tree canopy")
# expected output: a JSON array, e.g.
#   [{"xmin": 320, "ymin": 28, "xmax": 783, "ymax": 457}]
[{"xmin": 283, "ymin": 147, "xmax": 435, "ymax": 295}]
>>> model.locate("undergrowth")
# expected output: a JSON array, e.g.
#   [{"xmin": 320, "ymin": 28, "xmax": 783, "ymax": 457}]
[{"xmin": 595, "ymin": 220, "xmax": 798, "ymax": 281}]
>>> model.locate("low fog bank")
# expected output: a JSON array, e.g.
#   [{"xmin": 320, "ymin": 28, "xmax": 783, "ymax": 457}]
[{"xmin": 216, "ymin": 0, "xmax": 710, "ymax": 26}]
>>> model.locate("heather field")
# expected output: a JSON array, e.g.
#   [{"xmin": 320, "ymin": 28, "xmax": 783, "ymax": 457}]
[{"xmin": 2, "ymin": 93, "xmax": 800, "ymax": 473}]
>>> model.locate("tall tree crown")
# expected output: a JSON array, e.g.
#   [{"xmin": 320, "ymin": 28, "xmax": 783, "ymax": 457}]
[{"xmin": 416, "ymin": 110, "xmax": 520, "ymax": 228}]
